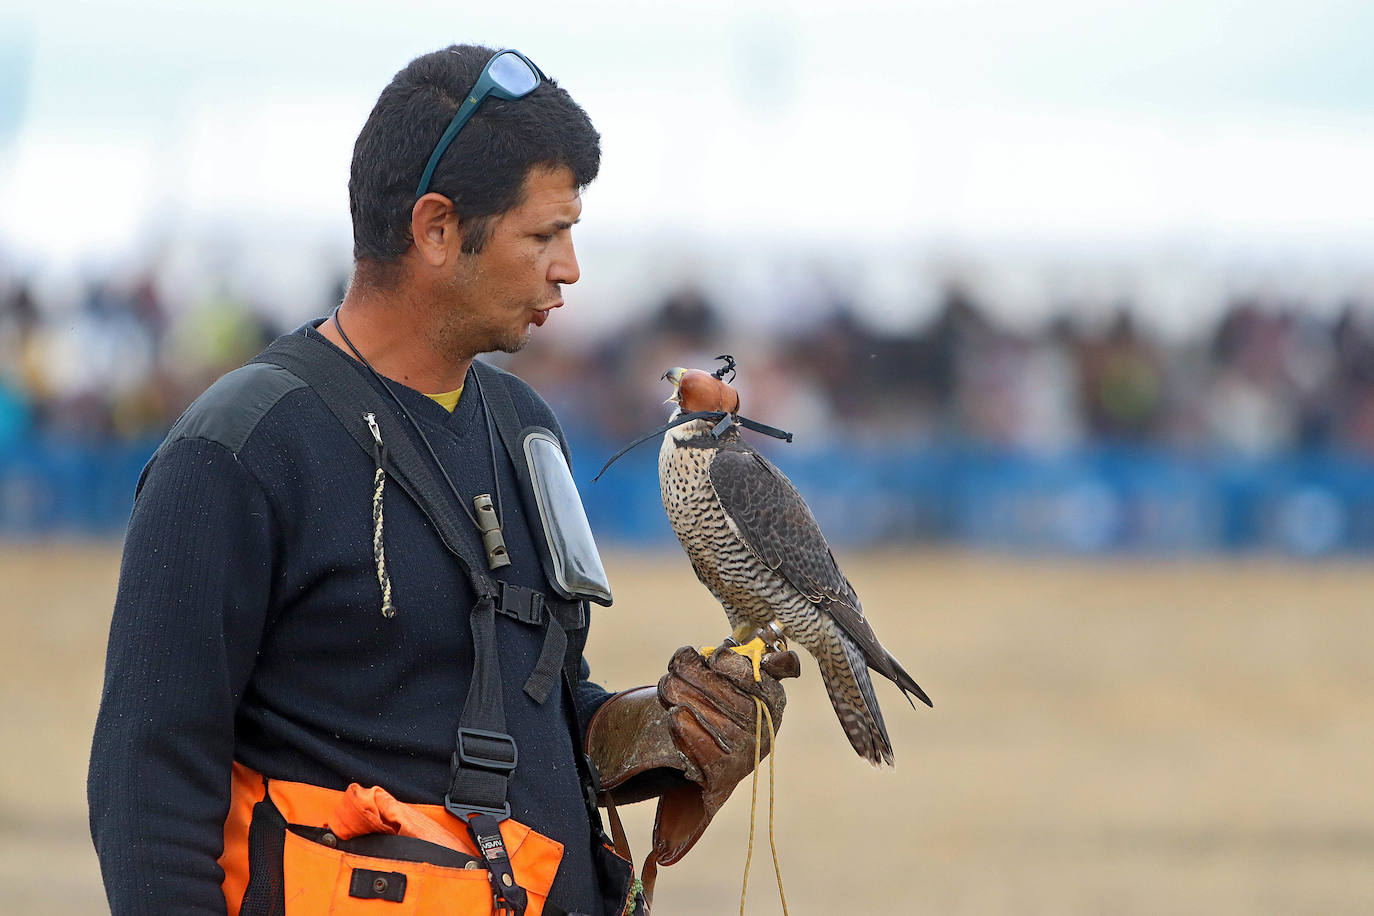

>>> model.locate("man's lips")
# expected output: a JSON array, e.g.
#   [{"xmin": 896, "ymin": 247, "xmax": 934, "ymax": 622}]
[{"xmin": 531, "ymin": 302, "xmax": 562, "ymax": 327}]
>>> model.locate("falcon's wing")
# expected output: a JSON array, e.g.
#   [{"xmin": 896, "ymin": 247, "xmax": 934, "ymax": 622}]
[{"xmin": 707, "ymin": 442, "xmax": 889, "ymax": 662}]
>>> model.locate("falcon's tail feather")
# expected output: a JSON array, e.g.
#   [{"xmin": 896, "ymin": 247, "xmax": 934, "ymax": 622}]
[
  {"xmin": 818, "ymin": 637, "xmax": 895, "ymax": 766},
  {"xmin": 878, "ymin": 651, "xmax": 933, "ymax": 710}
]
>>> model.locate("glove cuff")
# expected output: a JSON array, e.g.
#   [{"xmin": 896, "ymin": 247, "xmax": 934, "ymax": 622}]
[
  {"xmin": 586, "ymin": 686, "xmax": 699, "ymax": 805},
  {"xmin": 582, "ymin": 685, "xmax": 720, "ymax": 866}
]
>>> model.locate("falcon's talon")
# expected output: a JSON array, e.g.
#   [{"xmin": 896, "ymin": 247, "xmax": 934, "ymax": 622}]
[
  {"xmin": 699, "ymin": 630, "xmax": 770, "ymax": 681},
  {"xmin": 733, "ymin": 636, "xmax": 770, "ymax": 682}
]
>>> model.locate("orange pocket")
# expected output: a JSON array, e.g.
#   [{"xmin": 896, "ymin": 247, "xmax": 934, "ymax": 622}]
[{"xmin": 280, "ymin": 826, "xmax": 496, "ymax": 914}]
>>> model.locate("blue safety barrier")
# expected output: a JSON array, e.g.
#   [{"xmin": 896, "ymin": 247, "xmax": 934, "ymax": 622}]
[
  {"xmin": 4, "ymin": 433, "xmax": 1374, "ymax": 555},
  {"xmin": 0, "ymin": 436, "xmax": 159, "ymax": 537}
]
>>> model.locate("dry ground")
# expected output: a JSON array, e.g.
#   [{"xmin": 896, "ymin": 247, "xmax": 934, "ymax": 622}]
[{"xmin": 1, "ymin": 545, "xmax": 1370, "ymax": 914}]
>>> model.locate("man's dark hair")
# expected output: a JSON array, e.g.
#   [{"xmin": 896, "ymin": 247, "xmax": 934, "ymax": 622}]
[{"xmin": 349, "ymin": 44, "xmax": 600, "ymax": 271}]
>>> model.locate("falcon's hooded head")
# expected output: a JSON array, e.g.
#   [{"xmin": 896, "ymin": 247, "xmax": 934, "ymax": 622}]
[
  {"xmin": 663, "ymin": 366, "xmax": 740, "ymax": 413},
  {"xmin": 663, "ymin": 366, "xmax": 742, "ymax": 441}
]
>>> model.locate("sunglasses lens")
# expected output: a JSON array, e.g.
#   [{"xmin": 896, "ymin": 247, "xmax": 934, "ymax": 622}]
[{"xmin": 489, "ymin": 52, "xmax": 539, "ymax": 95}]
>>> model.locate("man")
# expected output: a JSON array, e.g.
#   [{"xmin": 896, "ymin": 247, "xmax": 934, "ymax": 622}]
[{"xmin": 89, "ymin": 44, "xmax": 793, "ymax": 915}]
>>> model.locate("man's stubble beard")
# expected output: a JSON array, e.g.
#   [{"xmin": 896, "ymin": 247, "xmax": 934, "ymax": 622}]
[
  {"xmin": 433, "ymin": 265, "xmax": 533, "ymax": 363},
  {"xmin": 431, "ymin": 306, "xmax": 531, "ymax": 365}
]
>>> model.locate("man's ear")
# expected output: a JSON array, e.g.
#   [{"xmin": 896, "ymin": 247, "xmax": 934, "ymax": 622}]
[{"xmin": 410, "ymin": 193, "xmax": 460, "ymax": 268}]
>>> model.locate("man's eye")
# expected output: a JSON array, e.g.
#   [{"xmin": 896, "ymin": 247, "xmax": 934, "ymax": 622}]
[{"xmin": 534, "ymin": 233, "xmax": 555, "ymax": 242}]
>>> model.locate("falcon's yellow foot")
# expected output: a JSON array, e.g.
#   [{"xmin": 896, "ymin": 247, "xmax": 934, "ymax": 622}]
[
  {"xmin": 698, "ymin": 634, "xmax": 771, "ymax": 682},
  {"xmin": 700, "ymin": 625, "xmax": 754, "ymax": 658},
  {"xmin": 733, "ymin": 636, "xmax": 770, "ymax": 683}
]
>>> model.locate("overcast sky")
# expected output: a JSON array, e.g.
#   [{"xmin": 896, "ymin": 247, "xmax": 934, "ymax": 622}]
[{"xmin": 2, "ymin": 0, "xmax": 1372, "ymax": 329}]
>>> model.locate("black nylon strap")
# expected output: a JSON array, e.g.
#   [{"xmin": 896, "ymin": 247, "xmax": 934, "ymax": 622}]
[
  {"xmin": 446, "ymin": 595, "xmax": 514, "ymax": 818},
  {"xmin": 523, "ymin": 616, "xmax": 566, "ymax": 704},
  {"xmin": 466, "ymin": 812, "xmax": 528, "ymax": 916},
  {"xmin": 251, "ymin": 335, "xmax": 496, "ymax": 599},
  {"xmin": 459, "ymin": 597, "xmax": 506, "ymax": 734}
]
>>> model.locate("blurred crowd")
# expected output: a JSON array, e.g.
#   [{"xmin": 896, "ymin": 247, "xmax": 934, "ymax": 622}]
[
  {"xmin": 505, "ymin": 283, "xmax": 1374, "ymax": 461},
  {"xmin": 0, "ymin": 270, "xmax": 285, "ymax": 449},
  {"xmin": 4, "ymin": 262, "xmax": 1374, "ymax": 461}
]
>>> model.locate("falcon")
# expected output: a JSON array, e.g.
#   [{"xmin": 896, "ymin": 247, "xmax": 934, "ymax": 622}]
[{"xmin": 658, "ymin": 365, "xmax": 932, "ymax": 765}]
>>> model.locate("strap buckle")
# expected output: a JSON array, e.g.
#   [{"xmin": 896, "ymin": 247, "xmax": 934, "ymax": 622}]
[
  {"xmin": 444, "ymin": 796, "xmax": 511, "ymax": 821},
  {"xmin": 497, "ymin": 581, "xmax": 545, "ymax": 624},
  {"xmin": 455, "ymin": 726, "xmax": 519, "ymax": 772},
  {"xmin": 444, "ymin": 727, "xmax": 518, "ymax": 820}
]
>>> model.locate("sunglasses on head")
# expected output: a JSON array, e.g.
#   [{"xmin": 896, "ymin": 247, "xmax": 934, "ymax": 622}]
[{"xmin": 414, "ymin": 49, "xmax": 546, "ymax": 198}]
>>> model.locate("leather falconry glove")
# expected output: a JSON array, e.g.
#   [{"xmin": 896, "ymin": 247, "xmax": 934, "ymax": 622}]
[{"xmin": 586, "ymin": 644, "xmax": 801, "ymax": 866}]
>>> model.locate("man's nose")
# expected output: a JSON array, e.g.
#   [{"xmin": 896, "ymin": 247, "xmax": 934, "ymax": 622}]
[{"xmin": 550, "ymin": 238, "xmax": 580, "ymax": 286}]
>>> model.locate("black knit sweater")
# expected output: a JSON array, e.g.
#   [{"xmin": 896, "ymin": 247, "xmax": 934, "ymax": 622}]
[{"xmin": 88, "ymin": 323, "xmax": 615, "ymax": 914}]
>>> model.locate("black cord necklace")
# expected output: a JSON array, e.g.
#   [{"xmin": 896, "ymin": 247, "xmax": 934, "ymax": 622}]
[{"xmin": 330, "ymin": 307, "xmax": 511, "ymax": 570}]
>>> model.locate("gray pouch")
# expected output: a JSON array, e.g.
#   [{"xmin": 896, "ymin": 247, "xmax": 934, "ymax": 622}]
[{"xmin": 522, "ymin": 428, "xmax": 613, "ymax": 606}]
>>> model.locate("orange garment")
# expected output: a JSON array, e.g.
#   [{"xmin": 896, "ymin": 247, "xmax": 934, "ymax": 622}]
[
  {"xmin": 328, "ymin": 783, "xmax": 472, "ymax": 849},
  {"xmin": 220, "ymin": 762, "xmax": 564, "ymax": 915}
]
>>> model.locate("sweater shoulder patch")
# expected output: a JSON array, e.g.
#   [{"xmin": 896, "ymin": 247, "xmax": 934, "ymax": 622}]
[{"xmin": 163, "ymin": 363, "xmax": 307, "ymax": 455}]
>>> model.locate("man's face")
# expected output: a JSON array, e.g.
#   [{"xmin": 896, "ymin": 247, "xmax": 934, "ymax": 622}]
[{"xmin": 433, "ymin": 165, "xmax": 582, "ymax": 361}]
